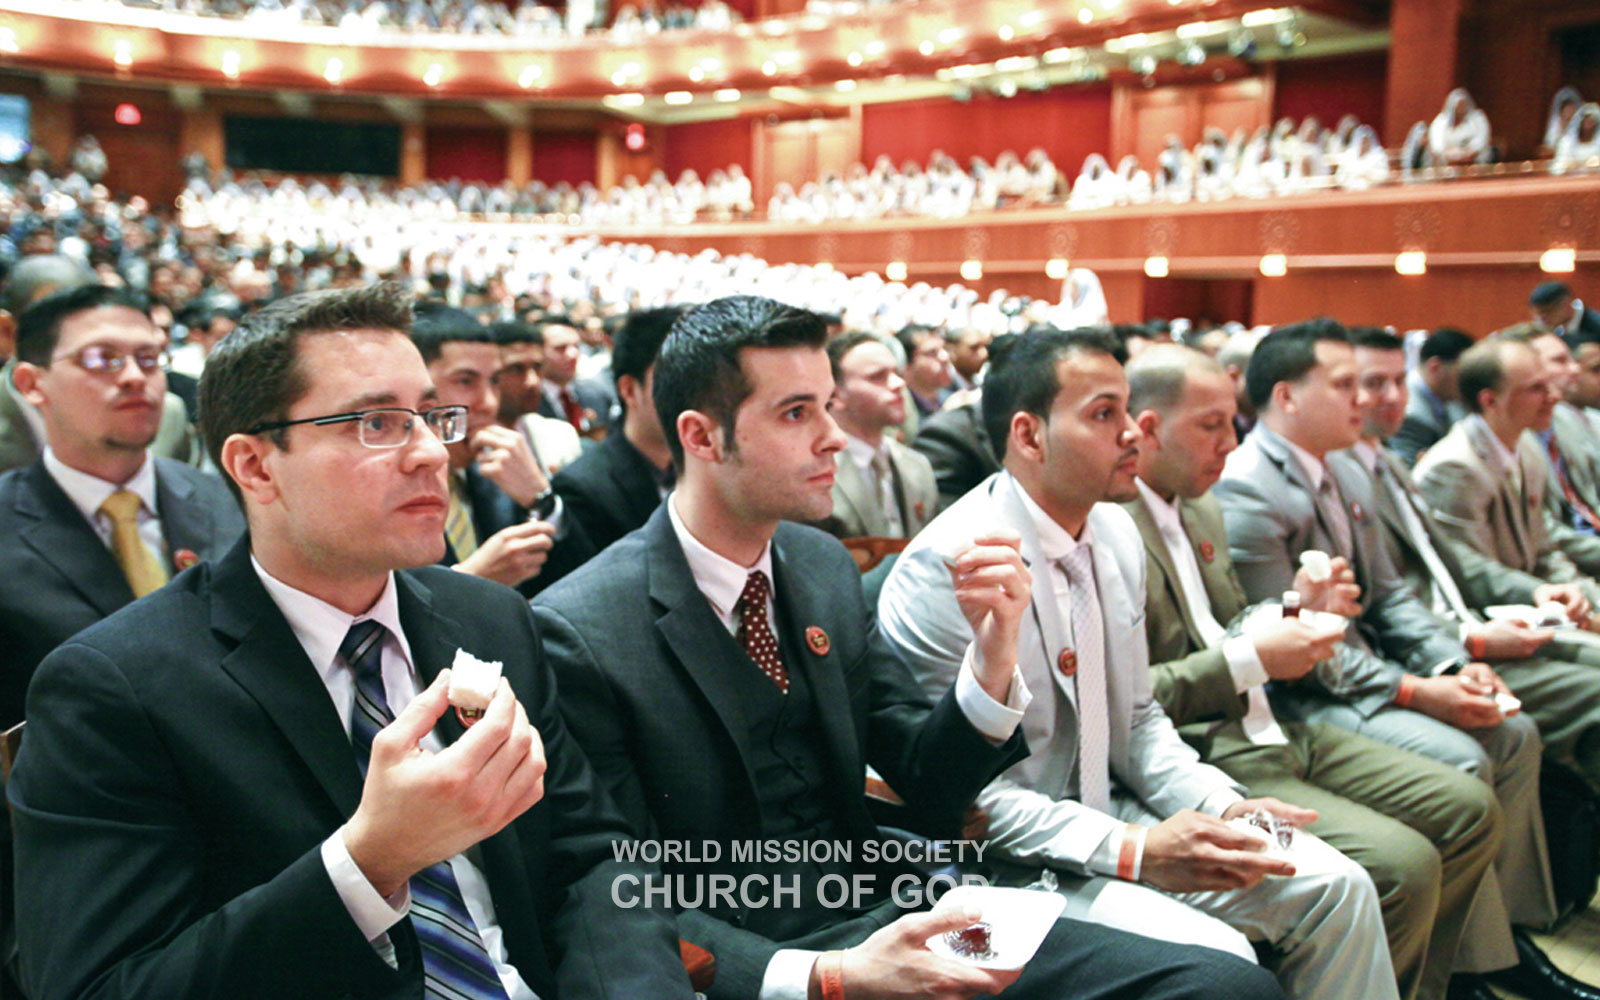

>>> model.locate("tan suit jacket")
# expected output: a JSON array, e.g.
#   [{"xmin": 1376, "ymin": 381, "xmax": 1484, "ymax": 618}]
[{"xmin": 810, "ymin": 439, "xmax": 938, "ymax": 540}]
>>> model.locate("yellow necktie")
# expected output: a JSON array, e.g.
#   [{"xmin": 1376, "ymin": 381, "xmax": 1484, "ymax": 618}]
[
  {"xmin": 99, "ymin": 489, "xmax": 168, "ymax": 598},
  {"xmin": 446, "ymin": 477, "xmax": 479, "ymax": 560}
]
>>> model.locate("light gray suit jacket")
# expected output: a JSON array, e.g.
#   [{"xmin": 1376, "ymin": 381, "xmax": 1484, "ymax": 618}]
[
  {"xmin": 1388, "ymin": 373, "xmax": 1465, "ymax": 468},
  {"xmin": 878, "ymin": 472, "xmax": 1242, "ymax": 873},
  {"xmin": 1412, "ymin": 415, "xmax": 1599, "ymax": 602},
  {"xmin": 1214, "ymin": 426, "xmax": 1467, "ymax": 717},
  {"xmin": 810, "ymin": 439, "xmax": 938, "ymax": 540},
  {"xmin": 1361, "ymin": 442, "xmax": 1553, "ymax": 612}
]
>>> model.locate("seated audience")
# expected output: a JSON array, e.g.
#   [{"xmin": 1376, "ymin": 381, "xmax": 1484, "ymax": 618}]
[
  {"xmin": 880, "ymin": 329, "xmax": 1396, "ymax": 1000},
  {"xmin": 0, "ymin": 283, "xmax": 243, "ymax": 727},
  {"xmin": 549, "ymin": 305, "xmax": 680, "ymax": 561},
  {"xmin": 1216, "ymin": 321, "xmax": 1571, "ymax": 999},
  {"xmin": 1532, "ymin": 280, "xmax": 1600, "ymax": 348},
  {"xmin": 1545, "ymin": 87, "xmax": 1587, "ymax": 154},
  {"xmin": 1551, "ymin": 102, "xmax": 1600, "ymax": 174},
  {"xmin": 489, "ymin": 319, "xmax": 581, "ymax": 479},
  {"xmin": 411, "ymin": 305, "xmax": 579, "ymax": 596},
  {"xmin": 1390, "ymin": 326, "xmax": 1473, "ymax": 467},
  {"xmin": 807, "ymin": 331, "xmax": 938, "ymax": 540},
  {"xmin": 8, "ymin": 282, "xmax": 696, "ymax": 1000},
  {"xmin": 1429, "ymin": 89, "xmax": 1494, "ymax": 166},
  {"xmin": 1120, "ymin": 344, "xmax": 1502, "ymax": 1000},
  {"xmin": 536, "ymin": 316, "xmax": 614, "ymax": 439},
  {"xmin": 895, "ymin": 322, "xmax": 952, "ymax": 430},
  {"xmin": 1350, "ymin": 329, "xmax": 1600, "ymax": 805},
  {"xmin": 534, "ymin": 294, "xmax": 1284, "ymax": 1000}
]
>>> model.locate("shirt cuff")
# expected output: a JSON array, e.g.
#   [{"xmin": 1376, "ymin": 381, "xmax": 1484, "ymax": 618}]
[
  {"xmin": 1195, "ymin": 786, "xmax": 1246, "ymax": 818},
  {"xmin": 759, "ymin": 949, "xmax": 822, "ymax": 1000},
  {"xmin": 955, "ymin": 645, "xmax": 1031, "ymax": 744},
  {"xmin": 322, "ymin": 826, "xmax": 409, "ymax": 967},
  {"xmin": 1225, "ymin": 635, "xmax": 1269, "ymax": 693}
]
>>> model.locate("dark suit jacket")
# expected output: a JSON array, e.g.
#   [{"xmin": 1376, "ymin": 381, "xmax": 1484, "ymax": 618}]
[
  {"xmin": 909, "ymin": 400, "xmax": 1000, "ymax": 509},
  {"xmin": 8, "ymin": 537, "xmax": 693, "ymax": 1000},
  {"xmin": 537, "ymin": 377, "xmax": 617, "ymax": 434},
  {"xmin": 443, "ymin": 465, "xmax": 591, "ymax": 599},
  {"xmin": 0, "ymin": 457, "xmax": 244, "ymax": 727},
  {"xmin": 551, "ymin": 429, "xmax": 665, "ymax": 559},
  {"xmin": 531, "ymin": 507, "xmax": 1025, "ymax": 998}
]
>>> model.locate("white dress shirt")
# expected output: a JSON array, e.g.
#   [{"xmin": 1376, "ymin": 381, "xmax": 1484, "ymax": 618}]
[
  {"xmin": 665, "ymin": 492, "xmax": 1029, "ymax": 1000},
  {"xmin": 250, "ymin": 557, "xmax": 539, "ymax": 1000},
  {"xmin": 1135, "ymin": 479, "xmax": 1284, "ymax": 745},
  {"xmin": 43, "ymin": 448, "xmax": 169, "ymax": 571}
]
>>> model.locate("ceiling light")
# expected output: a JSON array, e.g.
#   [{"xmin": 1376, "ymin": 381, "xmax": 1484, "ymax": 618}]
[
  {"xmin": 220, "ymin": 50, "xmax": 241, "ymax": 78},
  {"xmin": 960, "ymin": 260, "xmax": 983, "ymax": 280},
  {"xmin": 918, "ymin": 40, "xmax": 935, "ymax": 56},
  {"xmin": 998, "ymin": 24, "xmax": 1015, "ymax": 40},
  {"xmin": 1177, "ymin": 20, "xmax": 1221, "ymax": 38},
  {"xmin": 995, "ymin": 55, "xmax": 1039, "ymax": 72},
  {"xmin": 714, "ymin": 88, "xmax": 741, "ymax": 101},
  {"xmin": 1078, "ymin": 7, "xmax": 1093, "ymax": 22},
  {"xmin": 0, "ymin": 28, "xmax": 17, "ymax": 54},
  {"xmin": 834, "ymin": 79, "xmax": 857, "ymax": 91},
  {"xmin": 1144, "ymin": 256, "xmax": 1170, "ymax": 278},
  {"xmin": 1541, "ymin": 248, "xmax": 1577, "ymax": 273},
  {"xmin": 519, "ymin": 64, "xmax": 542, "ymax": 87},
  {"xmin": 1241, "ymin": 7, "xmax": 1287, "ymax": 26},
  {"xmin": 885, "ymin": 261, "xmax": 908, "ymax": 281},
  {"xmin": 688, "ymin": 67, "xmax": 705, "ymax": 82},
  {"xmin": 1020, "ymin": 10, "xmax": 1045, "ymax": 27},
  {"xmin": 112, "ymin": 39, "xmax": 132, "ymax": 67},
  {"xmin": 1259, "ymin": 254, "xmax": 1287, "ymax": 277},
  {"xmin": 1395, "ymin": 251, "xmax": 1427, "ymax": 275},
  {"xmin": 938, "ymin": 27, "xmax": 963, "ymax": 44},
  {"xmin": 323, "ymin": 57, "xmax": 343, "ymax": 84},
  {"xmin": 1043, "ymin": 47, "xmax": 1079, "ymax": 63},
  {"xmin": 864, "ymin": 40, "xmax": 886, "ymax": 56},
  {"xmin": 847, "ymin": 51, "xmax": 864, "ymax": 66},
  {"xmin": 664, "ymin": 90, "xmax": 693, "ymax": 104},
  {"xmin": 761, "ymin": 60, "xmax": 778, "ymax": 75},
  {"xmin": 610, "ymin": 92, "xmax": 645, "ymax": 107},
  {"xmin": 1046, "ymin": 258, "xmax": 1069, "ymax": 280},
  {"xmin": 762, "ymin": 19, "xmax": 788, "ymax": 34},
  {"xmin": 422, "ymin": 63, "xmax": 443, "ymax": 87},
  {"xmin": 1104, "ymin": 33, "xmax": 1148, "ymax": 53}
]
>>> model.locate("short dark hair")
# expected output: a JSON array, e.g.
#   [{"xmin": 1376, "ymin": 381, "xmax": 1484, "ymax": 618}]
[
  {"xmin": 15, "ymin": 284, "xmax": 150, "ymax": 367},
  {"xmin": 1244, "ymin": 318, "xmax": 1351, "ymax": 412},
  {"xmin": 198, "ymin": 283, "xmax": 414, "ymax": 502},
  {"xmin": 1419, "ymin": 327, "xmax": 1474, "ymax": 364},
  {"xmin": 410, "ymin": 304, "xmax": 493, "ymax": 364},
  {"xmin": 535, "ymin": 315, "xmax": 580, "ymax": 337},
  {"xmin": 1457, "ymin": 337, "xmax": 1521, "ymax": 414},
  {"xmin": 614, "ymin": 306, "xmax": 686, "ymax": 389},
  {"xmin": 981, "ymin": 327, "xmax": 1121, "ymax": 462},
  {"xmin": 825, "ymin": 330, "xmax": 885, "ymax": 382},
  {"xmin": 489, "ymin": 320, "xmax": 542, "ymax": 347},
  {"xmin": 1349, "ymin": 327, "xmax": 1405, "ymax": 352},
  {"xmin": 653, "ymin": 296, "xmax": 828, "ymax": 473},
  {"xmin": 894, "ymin": 323, "xmax": 940, "ymax": 361},
  {"xmin": 1531, "ymin": 281, "xmax": 1572, "ymax": 308}
]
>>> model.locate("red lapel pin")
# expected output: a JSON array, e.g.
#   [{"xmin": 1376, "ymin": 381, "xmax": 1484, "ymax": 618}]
[
  {"xmin": 1057, "ymin": 648, "xmax": 1078, "ymax": 677},
  {"xmin": 1198, "ymin": 540, "xmax": 1215, "ymax": 563},
  {"xmin": 805, "ymin": 626, "xmax": 830, "ymax": 656},
  {"xmin": 173, "ymin": 549, "xmax": 200, "ymax": 572},
  {"xmin": 914, "ymin": 500, "xmax": 926, "ymax": 521},
  {"xmin": 1350, "ymin": 502, "xmax": 1365, "ymax": 521}
]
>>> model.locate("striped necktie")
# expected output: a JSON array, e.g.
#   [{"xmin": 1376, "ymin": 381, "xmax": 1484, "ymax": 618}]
[
  {"xmin": 446, "ymin": 477, "xmax": 479, "ymax": 560},
  {"xmin": 341, "ymin": 621, "xmax": 511, "ymax": 1000},
  {"xmin": 1059, "ymin": 545, "xmax": 1110, "ymax": 813}
]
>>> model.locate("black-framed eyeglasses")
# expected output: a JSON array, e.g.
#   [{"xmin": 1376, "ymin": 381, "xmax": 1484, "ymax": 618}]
[
  {"xmin": 53, "ymin": 345, "xmax": 169, "ymax": 375},
  {"xmin": 246, "ymin": 405, "xmax": 470, "ymax": 450}
]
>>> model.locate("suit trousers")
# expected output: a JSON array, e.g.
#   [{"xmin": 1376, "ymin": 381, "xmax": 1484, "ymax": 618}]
[
  {"xmin": 1495, "ymin": 651, "xmax": 1600, "ymax": 793},
  {"xmin": 1302, "ymin": 703, "xmax": 1556, "ymax": 974},
  {"xmin": 1001, "ymin": 794, "xmax": 1397, "ymax": 1000},
  {"xmin": 1208, "ymin": 720, "xmax": 1502, "ymax": 1000}
]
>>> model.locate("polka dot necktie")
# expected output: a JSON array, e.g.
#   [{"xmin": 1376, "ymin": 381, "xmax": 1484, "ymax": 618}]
[{"xmin": 737, "ymin": 570, "xmax": 789, "ymax": 694}]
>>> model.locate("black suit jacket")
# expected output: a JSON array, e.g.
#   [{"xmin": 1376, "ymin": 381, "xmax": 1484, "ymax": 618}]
[
  {"xmin": 531, "ymin": 507, "xmax": 1026, "ymax": 998},
  {"xmin": 551, "ymin": 430, "xmax": 665, "ymax": 559},
  {"xmin": 910, "ymin": 400, "xmax": 1000, "ymax": 509},
  {"xmin": 8, "ymin": 537, "xmax": 693, "ymax": 1000},
  {"xmin": 0, "ymin": 457, "xmax": 245, "ymax": 727}
]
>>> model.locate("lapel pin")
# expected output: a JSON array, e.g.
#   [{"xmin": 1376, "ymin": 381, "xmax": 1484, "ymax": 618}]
[
  {"xmin": 805, "ymin": 626, "xmax": 830, "ymax": 656},
  {"xmin": 1350, "ymin": 502, "xmax": 1365, "ymax": 521},
  {"xmin": 173, "ymin": 549, "xmax": 200, "ymax": 572},
  {"xmin": 1198, "ymin": 540, "xmax": 1215, "ymax": 563},
  {"xmin": 1057, "ymin": 648, "xmax": 1078, "ymax": 677},
  {"xmin": 914, "ymin": 500, "xmax": 926, "ymax": 521}
]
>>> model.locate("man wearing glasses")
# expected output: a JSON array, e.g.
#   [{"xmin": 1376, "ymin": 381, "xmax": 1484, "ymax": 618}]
[
  {"xmin": 8, "ymin": 282, "xmax": 697, "ymax": 1000},
  {"xmin": 0, "ymin": 282, "xmax": 243, "ymax": 728}
]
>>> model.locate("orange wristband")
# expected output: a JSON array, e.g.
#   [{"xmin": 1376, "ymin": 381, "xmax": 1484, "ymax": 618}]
[
  {"xmin": 1395, "ymin": 674, "xmax": 1418, "ymax": 708},
  {"xmin": 819, "ymin": 950, "xmax": 846, "ymax": 1000},
  {"xmin": 1465, "ymin": 634, "xmax": 1486, "ymax": 660}
]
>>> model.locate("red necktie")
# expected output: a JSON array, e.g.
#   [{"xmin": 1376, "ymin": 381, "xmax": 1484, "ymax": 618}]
[
  {"xmin": 737, "ymin": 570, "xmax": 789, "ymax": 694},
  {"xmin": 559, "ymin": 386, "xmax": 584, "ymax": 430}
]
